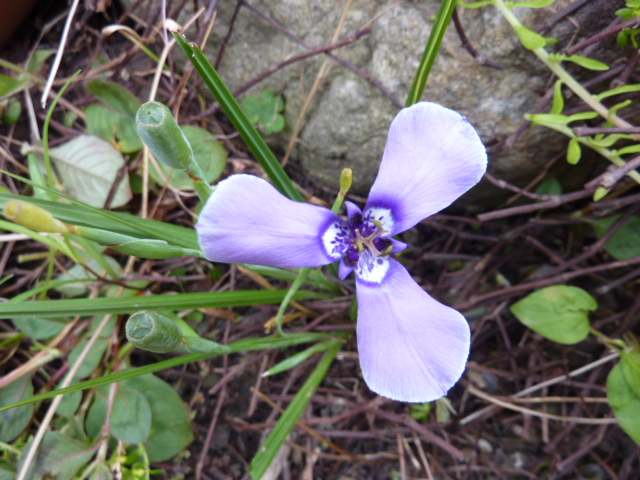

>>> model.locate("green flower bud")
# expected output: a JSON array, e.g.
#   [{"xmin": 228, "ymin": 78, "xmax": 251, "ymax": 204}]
[
  {"xmin": 4, "ymin": 200, "xmax": 72, "ymax": 234},
  {"xmin": 136, "ymin": 101, "xmax": 194, "ymax": 170},
  {"xmin": 340, "ymin": 168, "xmax": 353, "ymax": 196},
  {"xmin": 126, "ymin": 310, "xmax": 183, "ymax": 353}
]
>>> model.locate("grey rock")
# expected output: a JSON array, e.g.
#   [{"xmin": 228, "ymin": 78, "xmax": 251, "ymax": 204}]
[{"xmin": 124, "ymin": 0, "xmax": 623, "ymax": 203}]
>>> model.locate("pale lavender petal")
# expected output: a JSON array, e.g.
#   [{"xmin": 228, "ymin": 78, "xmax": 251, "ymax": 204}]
[
  {"xmin": 366, "ymin": 102, "xmax": 487, "ymax": 235},
  {"xmin": 345, "ymin": 201, "xmax": 362, "ymax": 221},
  {"xmin": 197, "ymin": 174, "xmax": 345, "ymax": 268},
  {"xmin": 356, "ymin": 259, "xmax": 470, "ymax": 402}
]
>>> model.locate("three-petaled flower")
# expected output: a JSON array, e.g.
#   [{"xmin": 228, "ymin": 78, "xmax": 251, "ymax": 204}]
[{"xmin": 197, "ymin": 102, "xmax": 487, "ymax": 402}]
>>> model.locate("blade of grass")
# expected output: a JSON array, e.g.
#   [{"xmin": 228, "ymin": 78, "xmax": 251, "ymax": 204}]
[
  {"xmin": 173, "ymin": 33, "xmax": 304, "ymax": 202},
  {"xmin": 406, "ymin": 0, "xmax": 457, "ymax": 106},
  {"xmin": 249, "ymin": 340, "xmax": 342, "ymax": 479},
  {"xmin": 0, "ymin": 289, "xmax": 329, "ymax": 319},
  {"xmin": 0, "ymin": 189, "xmax": 199, "ymax": 250},
  {"xmin": 0, "ymin": 332, "xmax": 338, "ymax": 412}
]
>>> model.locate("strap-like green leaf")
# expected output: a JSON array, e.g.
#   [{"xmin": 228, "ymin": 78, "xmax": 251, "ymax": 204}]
[{"xmin": 173, "ymin": 33, "xmax": 304, "ymax": 202}]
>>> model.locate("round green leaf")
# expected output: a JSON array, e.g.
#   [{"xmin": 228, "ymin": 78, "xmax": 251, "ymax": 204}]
[
  {"xmin": 607, "ymin": 362, "xmax": 640, "ymax": 445},
  {"xmin": 620, "ymin": 352, "xmax": 640, "ymax": 399},
  {"xmin": 86, "ymin": 104, "xmax": 143, "ymax": 154},
  {"xmin": 50, "ymin": 135, "xmax": 132, "ymax": 209},
  {"xmin": 150, "ymin": 125, "xmax": 227, "ymax": 190},
  {"xmin": 110, "ymin": 385, "xmax": 152, "ymax": 444},
  {"xmin": 19, "ymin": 432, "xmax": 94, "ymax": 480},
  {"xmin": 592, "ymin": 216, "xmax": 640, "ymax": 260},
  {"xmin": 510, "ymin": 285, "xmax": 596, "ymax": 344},
  {"xmin": 124, "ymin": 374, "xmax": 194, "ymax": 462},
  {"xmin": 0, "ymin": 376, "xmax": 33, "ymax": 442}
]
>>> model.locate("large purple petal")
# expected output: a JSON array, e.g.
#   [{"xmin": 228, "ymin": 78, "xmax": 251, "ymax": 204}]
[
  {"xmin": 356, "ymin": 259, "xmax": 470, "ymax": 402},
  {"xmin": 197, "ymin": 174, "xmax": 345, "ymax": 268},
  {"xmin": 366, "ymin": 102, "xmax": 487, "ymax": 235}
]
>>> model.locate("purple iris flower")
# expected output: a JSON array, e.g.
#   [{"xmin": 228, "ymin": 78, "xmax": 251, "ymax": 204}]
[{"xmin": 196, "ymin": 102, "xmax": 487, "ymax": 402}]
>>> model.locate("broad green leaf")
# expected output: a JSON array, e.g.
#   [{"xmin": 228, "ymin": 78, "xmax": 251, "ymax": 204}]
[
  {"xmin": 85, "ymin": 387, "xmax": 108, "ymax": 439},
  {"xmin": 19, "ymin": 432, "xmax": 95, "ymax": 480},
  {"xmin": 0, "ymin": 459, "xmax": 16, "ymax": 480},
  {"xmin": 26, "ymin": 49, "xmax": 56, "ymax": 74},
  {"xmin": 27, "ymin": 153, "xmax": 52, "ymax": 200},
  {"xmin": 620, "ymin": 352, "xmax": 640, "ymax": 399},
  {"xmin": 0, "ymin": 74, "xmax": 25, "ymax": 97},
  {"xmin": 55, "ymin": 255, "xmax": 123, "ymax": 297},
  {"xmin": 12, "ymin": 316, "xmax": 66, "ymax": 340},
  {"xmin": 85, "ymin": 104, "xmax": 143, "ymax": 153},
  {"xmin": 510, "ymin": 285, "xmax": 596, "ymax": 344},
  {"xmin": 110, "ymin": 385, "xmax": 152, "ymax": 444},
  {"xmin": 1, "ymin": 97, "xmax": 21, "ymax": 125},
  {"xmin": 56, "ymin": 379, "xmax": 82, "ymax": 417},
  {"xmin": 89, "ymin": 463, "xmax": 113, "ymax": 480},
  {"xmin": 50, "ymin": 134, "xmax": 132, "ymax": 208},
  {"xmin": 242, "ymin": 90, "xmax": 286, "ymax": 135},
  {"xmin": 607, "ymin": 362, "xmax": 640, "ymax": 445},
  {"xmin": 567, "ymin": 137, "xmax": 581, "ymax": 164},
  {"xmin": 150, "ymin": 125, "xmax": 227, "ymax": 189},
  {"xmin": 534, "ymin": 177, "xmax": 562, "ymax": 196},
  {"xmin": 516, "ymin": 25, "xmax": 547, "ymax": 50},
  {"xmin": 0, "ymin": 376, "xmax": 33, "ymax": 442},
  {"xmin": 565, "ymin": 55, "xmax": 609, "ymax": 71},
  {"xmin": 68, "ymin": 337, "xmax": 109, "ymax": 379},
  {"xmin": 592, "ymin": 216, "xmax": 640, "ymax": 260},
  {"xmin": 125, "ymin": 374, "xmax": 193, "ymax": 462},
  {"xmin": 87, "ymin": 79, "xmax": 141, "ymax": 117},
  {"xmin": 551, "ymin": 80, "xmax": 564, "ymax": 114}
]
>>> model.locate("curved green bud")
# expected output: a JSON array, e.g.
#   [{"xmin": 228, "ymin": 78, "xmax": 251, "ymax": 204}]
[
  {"xmin": 4, "ymin": 200, "xmax": 72, "ymax": 233},
  {"xmin": 126, "ymin": 310, "xmax": 183, "ymax": 353},
  {"xmin": 136, "ymin": 101, "xmax": 194, "ymax": 170},
  {"xmin": 340, "ymin": 168, "xmax": 353, "ymax": 196}
]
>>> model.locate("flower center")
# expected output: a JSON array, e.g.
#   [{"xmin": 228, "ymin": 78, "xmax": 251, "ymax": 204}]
[{"xmin": 343, "ymin": 213, "xmax": 392, "ymax": 267}]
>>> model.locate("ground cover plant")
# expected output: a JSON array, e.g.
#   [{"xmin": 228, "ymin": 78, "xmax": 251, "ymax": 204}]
[{"xmin": 0, "ymin": 0, "xmax": 639, "ymax": 479}]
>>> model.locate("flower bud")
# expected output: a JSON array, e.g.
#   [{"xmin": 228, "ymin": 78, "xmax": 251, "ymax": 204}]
[
  {"xmin": 340, "ymin": 168, "xmax": 353, "ymax": 196},
  {"xmin": 136, "ymin": 101, "xmax": 194, "ymax": 170},
  {"xmin": 4, "ymin": 200, "xmax": 72, "ymax": 233},
  {"xmin": 126, "ymin": 310, "xmax": 183, "ymax": 353}
]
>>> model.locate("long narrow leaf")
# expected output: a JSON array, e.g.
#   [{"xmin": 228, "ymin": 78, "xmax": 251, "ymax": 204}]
[
  {"xmin": 0, "ymin": 333, "xmax": 338, "ymax": 412},
  {"xmin": 0, "ymin": 190, "xmax": 199, "ymax": 250},
  {"xmin": 249, "ymin": 341, "xmax": 342, "ymax": 479},
  {"xmin": 406, "ymin": 0, "xmax": 457, "ymax": 106},
  {"xmin": 173, "ymin": 33, "xmax": 304, "ymax": 202},
  {"xmin": 0, "ymin": 289, "xmax": 328, "ymax": 319}
]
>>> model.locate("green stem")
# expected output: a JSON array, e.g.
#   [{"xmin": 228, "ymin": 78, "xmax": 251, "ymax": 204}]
[
  {"xmin": 493, "ymin": 0, "xmax": 634, "ymax": 130},
  {"xmin": 536, "ymin": 122, "xmax": 640, "ymax": 184},
  {"xmin": 275, "ymin": 267, "xmax": 313, "ymax": 336},
  {"xmin": 406, "ymin": 0, "xmax": 457, "ymax": 106}
]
